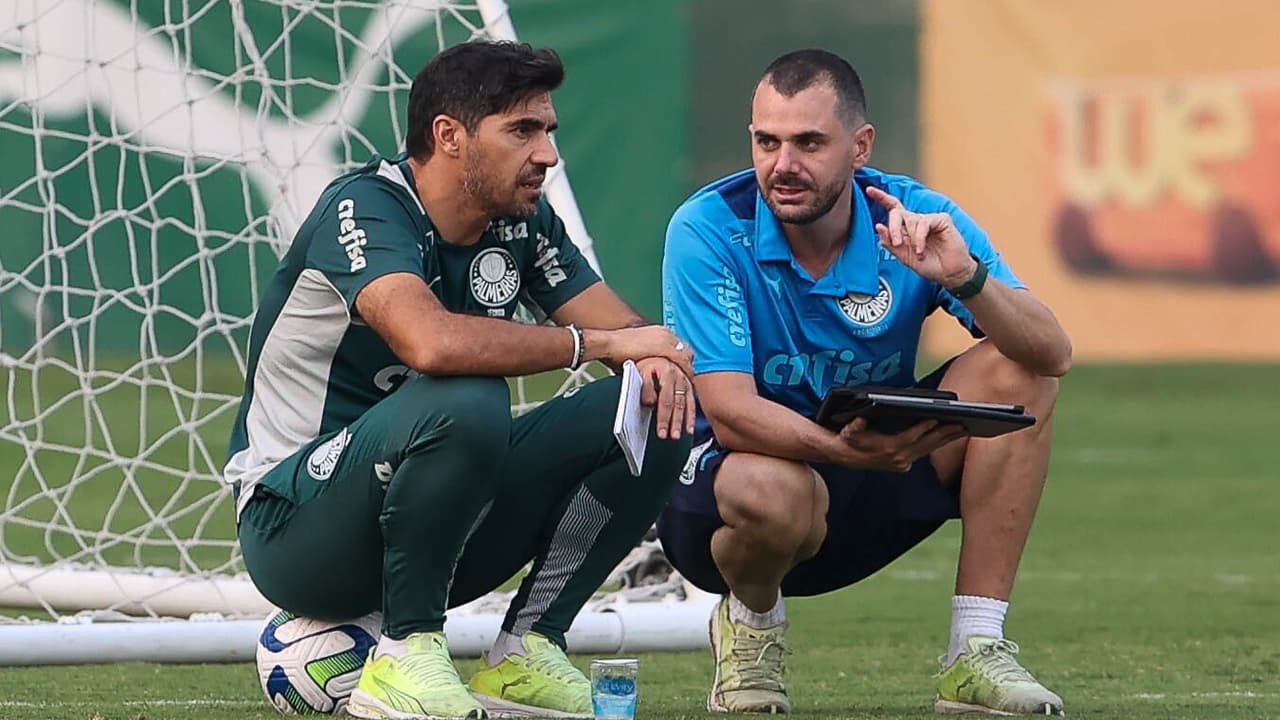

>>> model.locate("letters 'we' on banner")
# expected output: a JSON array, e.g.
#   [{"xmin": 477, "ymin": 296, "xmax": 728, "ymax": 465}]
[{"xmin": 921, "ymin": 0, "xmax": 1280, "ymax": 360}]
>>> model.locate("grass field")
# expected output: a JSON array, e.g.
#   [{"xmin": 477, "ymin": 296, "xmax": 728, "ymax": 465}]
[{"xmin": 1, "ymin": 363, "xmax": 1278, "ymax": 719}]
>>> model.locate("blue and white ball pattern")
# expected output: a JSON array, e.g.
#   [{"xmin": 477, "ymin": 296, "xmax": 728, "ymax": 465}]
[{"xmin": 256, "ymin": 609, "xmax": 380, "ymax": 715}]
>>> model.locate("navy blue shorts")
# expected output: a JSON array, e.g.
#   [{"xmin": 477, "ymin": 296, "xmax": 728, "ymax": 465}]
[{"xmin": 656, "ymin": 363, "xmax": 961, "ymax": 597}]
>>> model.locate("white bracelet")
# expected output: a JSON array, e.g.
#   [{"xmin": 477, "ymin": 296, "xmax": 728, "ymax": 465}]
[{"xmin": 566, "ymin": 324, "xmax": 584, "ymax": 370}]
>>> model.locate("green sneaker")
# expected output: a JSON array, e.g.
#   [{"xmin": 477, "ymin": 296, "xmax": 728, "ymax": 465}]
[
  {"xmin": 346, "ymin": 632, "xmax": 488, "ymax": 720},
  {"xmin": 468, "ymin": 632, "xmax": 592, "ymax": 718},
  {"xmin": 707, "ymin": 597, "xmax": 790, "ymax": 714},
  {"xmin": 935, "ymin": 637, "xmax": 1064, "ymax": 716}
]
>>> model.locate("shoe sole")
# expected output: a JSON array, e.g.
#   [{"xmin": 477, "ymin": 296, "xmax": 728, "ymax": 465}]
[
  {"xmin": 935, "ymin": 698, "xmax": 1064, "ymax": 716},
  {"xmin": 347, "ymin": 688, "xmax": 488, "ymax": 720},
  {"xmin": 709, "ymin": 700, "xmax": 789, "ymax": 715},
  {"xmin": 470, "ymin": 691, "xmax": 590, "ymax": 719}
]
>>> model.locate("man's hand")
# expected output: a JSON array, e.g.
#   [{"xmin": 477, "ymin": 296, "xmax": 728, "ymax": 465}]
[
  {"xmin": 584, "ymin": 325, "xmax": 695, "ymax": 379},
  {"xmin": 837, "ymin": 417, "xmax": 968, "ymax": 472},
  {"xmin": 635, "ymin": 357, "xmax": 696, "ymax": 440},
  {"xmin": 865, "ymin": 186, "xmax": 978, "ymax": 289}
]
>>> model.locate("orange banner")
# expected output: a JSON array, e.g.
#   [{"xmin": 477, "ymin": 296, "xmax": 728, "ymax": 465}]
[{"xmin": 921, "ymin": 0, "xmax": 1280, "ymax": 360}]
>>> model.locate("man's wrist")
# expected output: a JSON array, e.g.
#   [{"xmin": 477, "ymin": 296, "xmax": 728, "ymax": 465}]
[
  {"xmin": 819, "ymin": 426, "xmax": 863, "ymax": 468},
  {"xmin": 945, "ymin": 253, "xmax": 988, "ymax": 299},
  {"xmin": 580, "ymin": 327, "xmax": 612, "ymax": 365}
]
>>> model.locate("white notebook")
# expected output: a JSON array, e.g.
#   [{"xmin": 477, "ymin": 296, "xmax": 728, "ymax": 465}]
[{"xmin": 613, "ymin": 360, "xmax": 653, "ymax": 476}]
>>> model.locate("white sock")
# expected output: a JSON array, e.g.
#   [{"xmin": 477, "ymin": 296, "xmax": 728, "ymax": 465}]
[
  {"xmin": 375, "ymin": 634, "xmax": 409, "ymax": 659},
  {"xmin": 487, "ymin": 630, "xmax": 527, "ymax": 667},
  {"xmin": 728, "ymin": 592, "xmax": 786, "ymax": 629},
  {"xmin": 947, "ymin": 595, "xmax": 1008, "ymax": 665}
]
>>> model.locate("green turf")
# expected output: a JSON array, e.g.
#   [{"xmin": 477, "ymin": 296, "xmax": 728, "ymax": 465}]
[{"xmin": 1, "ymin": 363, "xmax": 1278, "ymax": 719}]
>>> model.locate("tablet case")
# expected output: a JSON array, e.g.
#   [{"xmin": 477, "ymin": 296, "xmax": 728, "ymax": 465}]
[{"xmin": 815, "ymin": 385, "xmax": 1035, "ymax": 438}]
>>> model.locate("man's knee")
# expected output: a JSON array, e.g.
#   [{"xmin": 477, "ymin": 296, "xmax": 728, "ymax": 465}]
[
  {"xmin": 797, "ymin": 477, "xmax": 829, "ymax": 560},
  {"xmin": 399, "ymin": 375, "xmax": 512, "ymax": 452},
  {"xmin": 966, "ymin": 344, "xmax": 1059, "ymax": 412},
  {"xmin": 715, "ymin": 454, "xmax": 819, "ymax": 553}
]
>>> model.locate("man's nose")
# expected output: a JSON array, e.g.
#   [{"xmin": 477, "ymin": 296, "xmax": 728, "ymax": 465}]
[
  {"xmin": 531, "ymin": 133, "xmax": 559, "ymax": 168},
  {"xmin": 775, "ymin": 144, "xmax": 801, "ymax": 175}
]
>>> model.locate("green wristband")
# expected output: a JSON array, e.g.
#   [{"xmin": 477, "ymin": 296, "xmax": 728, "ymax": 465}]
[{"xmin": 947, "ymin": 253, "xmax": 988, "ymax": 300}]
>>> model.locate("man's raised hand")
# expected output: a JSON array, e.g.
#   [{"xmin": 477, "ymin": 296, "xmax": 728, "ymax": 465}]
[{"xmin": 864, "ymin": 186, "xmax": 978, "ymax": 289}]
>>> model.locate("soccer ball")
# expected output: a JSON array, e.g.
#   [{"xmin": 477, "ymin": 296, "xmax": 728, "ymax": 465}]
[{"xmin": 256, "ymin": 608, "xmax": 381, "ymax": 715}]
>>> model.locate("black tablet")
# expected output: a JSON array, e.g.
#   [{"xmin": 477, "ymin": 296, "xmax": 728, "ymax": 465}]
[{"xmin": 815, "ymin": 385, "xmax": 1036, "ymax": 438}]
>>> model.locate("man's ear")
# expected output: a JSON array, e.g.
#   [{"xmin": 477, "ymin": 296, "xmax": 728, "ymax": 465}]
[
  {"xmin": 432, "ymin": 114, "xmax": 465, "ymax": 158},
  {"xmin": 852, "ymin": 123, "xmax": 876, "ymax": 168}
]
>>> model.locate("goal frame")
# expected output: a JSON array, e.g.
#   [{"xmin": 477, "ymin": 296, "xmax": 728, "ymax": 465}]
[{"xmin": 0, "ymin": 0, "xmax": 711, "ymax": 665}]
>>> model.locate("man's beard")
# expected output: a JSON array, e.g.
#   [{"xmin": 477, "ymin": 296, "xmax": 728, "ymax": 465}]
[
  {"xmin": 462, "ymin": 147, "xmax": 539, "ymax": 218},
  {"xmin": 762, "ymin": 173, "xmax": 846, "ymax": 225}
]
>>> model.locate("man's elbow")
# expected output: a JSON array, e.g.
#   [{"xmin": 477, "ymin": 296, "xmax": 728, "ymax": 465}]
[
  {"xmin": 711, "ymin": 427, "xmax": 751, "ymax": 453},
  {"xmin": 703, "ymin": 408, "xmax": 750, "ymax": 451},
  {"xmin": 1040, "ymin": 337, "xmax": 1073, "ymax": 378},
  {"xmin": 404, "ymin": 343, "xmax": 450, "ymax": 376}
]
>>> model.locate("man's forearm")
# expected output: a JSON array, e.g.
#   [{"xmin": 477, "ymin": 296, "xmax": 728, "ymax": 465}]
[
  {"xmin": 605, "ymin": 311, "xmax": 649, "ymax": 330},
  {"xmin": 591, "ymin": 308, "xmax": 648, "ymax": 373},
  {"xmin": 550, "ymin": 282, "xmax": 649, "ymax": 330},
  {"xmin": 413, "ymin": 312, "xmax": 584, "ymax": 377},
  {"xmin": 706, "ymin": 394, "xmax": 851, "ymax": 466},
  {"xmin": 961, "ymin": 280, "xmax": 1073, "ymax": 377},
  {"xmin": 548, "ymin": 283, "xmax": 651, "ymax": 371}
]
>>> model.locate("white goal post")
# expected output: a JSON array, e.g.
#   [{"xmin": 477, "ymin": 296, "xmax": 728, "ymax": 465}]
[{"xmin": 0, "ymin": 0, "xmax": 712, "ymax": 665}]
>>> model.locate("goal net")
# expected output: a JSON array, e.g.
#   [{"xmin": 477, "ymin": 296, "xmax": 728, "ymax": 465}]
[{"xmin": 0, "ymin": 0, "xmax": 709, "ymax": 665}]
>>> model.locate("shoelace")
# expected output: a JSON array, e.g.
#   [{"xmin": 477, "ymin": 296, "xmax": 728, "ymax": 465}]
[
  {"xmin": 400, "ymin": 640, "xmax": 467, "ymax": 689},
  {"xmin": 969, "ymin": 639, "xmax": 1037, "ymax": 685},
  {"xmin": 524, "ymin": 645, "xmax": 586, "ymax": 685},
  {"xmin": 729, "ymin": 630, "xmax": 788, "ymax": 691}
]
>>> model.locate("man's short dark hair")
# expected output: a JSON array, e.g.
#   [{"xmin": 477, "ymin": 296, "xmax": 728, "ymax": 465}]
[
  {"xmin": 759, "ymin": 49, "xmax": 867, "ymax": 125},
  {"xmin": 406, "ymin": 40, "xmax": 564, "ymax": 158}
]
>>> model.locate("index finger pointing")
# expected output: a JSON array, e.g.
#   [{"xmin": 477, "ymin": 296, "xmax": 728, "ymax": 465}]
[{"xmin": 865, "ymin": 185, "xmax": 903, "ymax": 211}]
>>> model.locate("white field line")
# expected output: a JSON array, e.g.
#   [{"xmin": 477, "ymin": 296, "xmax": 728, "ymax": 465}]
[
  {"xmin": 1131, "ymin": 691, "xmax": 1279, "ymax": 700},
  {"xmin": 0, "ymin": 698, "xmax": 262, "ymax": 708},
  {"xmin": 883, "ymin": 569, "xmax": 1276, "ymax": 584},
  {"xmin": 3, "ymin": 693, "xmax": 1278, "ymax": 710}
]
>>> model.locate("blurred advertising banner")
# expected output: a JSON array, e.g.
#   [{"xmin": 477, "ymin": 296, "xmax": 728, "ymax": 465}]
[{"xmin": 921, "ymin": 0, "xmax": 1280, "ymax": 360}]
